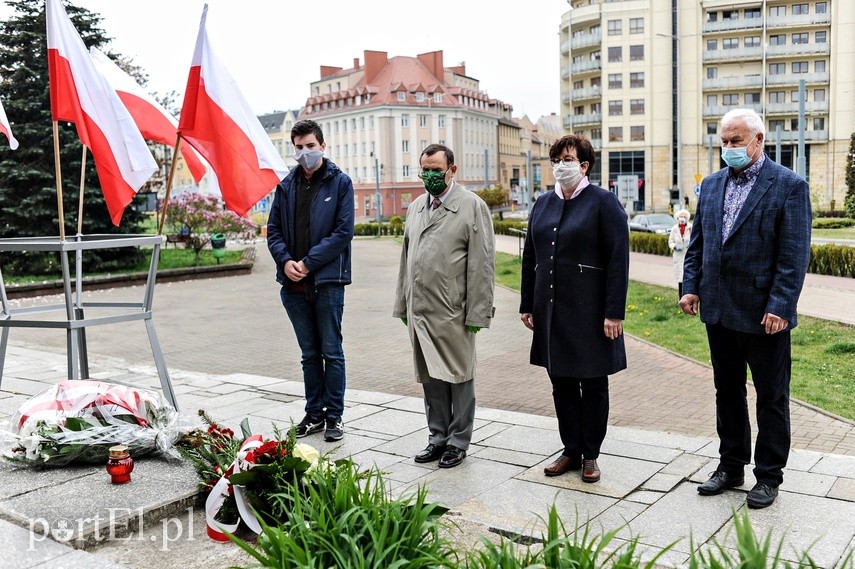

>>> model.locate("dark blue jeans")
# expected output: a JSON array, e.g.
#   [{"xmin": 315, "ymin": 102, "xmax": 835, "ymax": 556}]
[{"xmin": 280, "ymin": 284, "xmax": 346, "ymax": 422}]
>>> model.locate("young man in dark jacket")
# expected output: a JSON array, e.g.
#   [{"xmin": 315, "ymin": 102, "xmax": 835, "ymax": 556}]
[{"xmin": 267, "ymin": 120, "xmax": 354, "ymax": 442}]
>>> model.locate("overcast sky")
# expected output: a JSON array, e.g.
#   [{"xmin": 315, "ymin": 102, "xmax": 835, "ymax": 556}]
[{"xmin": 1, "ymin": 0, "xmax": 569, "ymax": 120}]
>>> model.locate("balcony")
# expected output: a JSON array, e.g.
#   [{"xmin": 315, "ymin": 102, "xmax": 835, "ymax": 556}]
[
  {"xmin": 765, "ymin": 130, "xmax": 828, "ymax": 143},
  {"xmin": 703, "ymin": 17, "xmax": 763, "ymax": 34},
  {"xmin": 571, "ymin": 86, "xmax": 602, "ymax": 102},
  {"xmin": 703, "ymin": 46, "xmax": 763, "ymax": 63},
  {"xmin": 766, "ymin": 72, "xmax": 829, "ymax": 86},
  {"xmin": 703, "ymin": 103, "xmax": 763, "ymax": 118},
  {"xmin": 765, "ymin": 101, "xmax": 829, "ymax": 115},
  {"xmin": 571, "ymin": 31, "xmax": 602, "ymax": 51},
  {"xmin": 702, "ymin": 75, "xmax": 763, "ymax": 91},
  {"xmin": 766, "ymin": 13, "xmax": 831, "ymax": 30},
  {"xmin": 567, "ymin": 112, "xmax": 602, "ymax": 128},
  {"xmin": 766, "ymin": 43, "xmax": 831, "ymax": 58},
  {"xmin": 571, "ymin": 60, "xmax": 603, "ymax": 75}
]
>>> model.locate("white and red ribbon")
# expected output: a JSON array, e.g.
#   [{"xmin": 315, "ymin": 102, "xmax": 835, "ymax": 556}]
[{"xmin": 204, "ymin": 433, "xmax": 264, "ymax": 542}]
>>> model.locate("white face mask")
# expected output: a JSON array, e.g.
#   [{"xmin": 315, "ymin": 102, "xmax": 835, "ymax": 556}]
[
  {"xmin": 553, "ymin": 161, "xmax": 583, "ymax": 189},
  {"xmin": 294, "ymin": 148, "xmax": 324, "ymax": 170}
]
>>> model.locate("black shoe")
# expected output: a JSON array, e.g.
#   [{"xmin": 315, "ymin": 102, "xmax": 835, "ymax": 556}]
[
  {"xmin": 697, "ymin": 470, "xmax": 744, "ymax": 495},
  {"xmin": 414, "ymin": 443, "xmax": 446, "ymax": 463},
  {"xmin": 324, "ymin": 419, "xmax": 343, "ymax": 442},
  {"xmin": 438, "ymin": 445, "xmax": 466, "ymax": 468},
  {"xmin": 747, "ymin": 482, "xmax": 779, "ymax": 509},
  {"xmin": 295, "ymin": 414, "xmax": 324, "ymax": 438}
]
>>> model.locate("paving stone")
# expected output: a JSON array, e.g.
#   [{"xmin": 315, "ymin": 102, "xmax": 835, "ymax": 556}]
[
  {"xmin": 600, "ymin": 438, "xmax": 684, "ymax": 464},
  {"xmin": 346, "ymin": 407, "xmax": 425, "ymax": 437},
  {"xmin": 607, "ymin": 426, "xmax": 712, "ymax": 453},
  {"xmin": 473, "ymin": 407, "xmax": 556, "ymax": 430},
  {"xmin": 469, "ymin": 420, "xmax": 512, "ymax": 444},
  {"xmin": 518, "ymin": 454, "xmax": 664, "ymax": 500},
  {"xmin": 409, "ymin": 456, "xmax": 526, "ymax": 509},
  {"xmin": 811, "ymin": 454, "xmax": 855, "ymax": 479},
  {"xmin": 309, "ymin": 431, "xmax": 390, "ymax": 459},
  {"xmin": 0, "ymin": 463, "xmax": 100, "ymax": 501},
  {"xmin": 659, "ymin": 453, "xmax": 710, "ymax": 479},
  {"xmin": 712, "ymin": 491, "xmax": 855, "ymax": 568},
  {"xmin": 469, "ymin": 445, "xmax": 550, "ymax": 467},
  {"xmin": 624, "ymin": 490, "xmax": 666, "ymax": 505},
  {"xmin": 349, "ymin": 449, "xmax": 408, "ymax": 472},
  {"xmin": 218, "ymin": 373, "xmax": 282, "ymax": 388},
  {"xmin": 781, "ymin": 468, "xmax": 838, "ymax": 497},
  {"xmin": 0, "ymin": 377, "xmax": 54, "ymax": 396},
  {"xmin": 256, "ymin": 380, "xmax": 305, "ymax": 396},
  {"xmin": 588, "ymin": 499, "xmax": 649, "ymax": 536},
  {"xmin": 0, "ymin": 518, "xmax": 120, "ymax": 569},
  {"xmin": 379, "ymin": 460, "xmax": 434, "ymax": 484},
  {"xmin": 787, "ymin": 448, "xmax": 825, "ymax": 472},
  {"xmin": 641, "ymin": 472, "xmax": 684, "ymax": 492},
  {"xmin": 381, "ymin": 395, "xmax": 426, "ymax": 413},
  {"xmin": 343, "ymin": 390, "xmax": 403, "ymax": 406},
  {"xmin": 828, "ymin": 477, "xmax": 855, "ymax": 502},
  {"xmin": 456, "ymin": 477, "xmax": 617, "ymax": 537},
  {"xmin": 475, "ymin": 424, "xmax": 563, "ymax": 456}
]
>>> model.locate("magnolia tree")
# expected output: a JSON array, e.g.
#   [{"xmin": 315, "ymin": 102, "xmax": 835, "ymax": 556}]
[{"xmin": 164, "ymin": 193, "xmax": 257, "ymax": 266}]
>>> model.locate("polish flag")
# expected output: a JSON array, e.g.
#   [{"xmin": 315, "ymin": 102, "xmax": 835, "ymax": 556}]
[
  {"xmin": 178, "ymin": 4, "xmax": 287, "ymax": 216},
  {"xmin": 90, "ymin": 47, "xmax": 207, "ymax": 184},
  {"xmin": 46, "ymin": 0, "xmax": 157, "ymax": 226},
  {"xmin": 0, "ymin": 95, "xmax": 18, "ymax": 150}
]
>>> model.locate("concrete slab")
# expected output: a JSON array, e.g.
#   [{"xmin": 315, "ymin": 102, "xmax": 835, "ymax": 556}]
[
  {"xmin": 518, "ymin": 454, "xmax": 664, "ymax": 499},
  {"xmin": 410, "ymin": 457, "xmax": 526, "ymax": 509},
  {"xmin": 828, "ymin": 477, "xmax": 855, "ymax": 502},
  {"xmin": 345, "ymin": 407, "xmax": 425, "ymax": 437},
  {"xmin": 601, "ymin": 438, "xmax": 684, "ymax": 464},
  {"xmin": 811, "ymin": 454, "xmax": 855, "ymax": 479},
  {"xmin": 469, "ymin": 445, "xmax": 550, "ymax": 467},
  {"xmin": 473, "ymin": 407, "xmax": 557, "ymax": 430},
  {"xmin": 641, "ymin": 472, "xmax": 684, "ymax": 493},
  {"xmin": 0, "ymin": 519, "xmax": 125, "ymax": 569},
  {"xmin": 475, "ymin": 424, "xmax": 563, "ymax": 456},
  {"xmin": 218, "ymin": 373, "xmax": 282, "ymax": 388}
]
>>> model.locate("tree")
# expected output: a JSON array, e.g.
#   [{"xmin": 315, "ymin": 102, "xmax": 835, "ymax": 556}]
[
  {"xmin": 475, "ymin": 185, "xmax": 509, "ymax": 217},
  {"xmin": 164, "ymin": 193, "xmax": 256, "ymax": 266},
  {"xmin": 0, "ymin": 0, "xmax": 146, "ymax": 276},
  {"xmin": 845, "ymin": 132, "xmax": 855, "ymax": 219}
]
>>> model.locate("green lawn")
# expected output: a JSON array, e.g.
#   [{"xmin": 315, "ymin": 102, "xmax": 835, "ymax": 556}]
[
  {"xmin": 496, "ymin": 252, "xmax": 855, "ymax": 421},
  {"xmin": 812, "ymin": 227, "xmax": 855, "ymax": 240}
]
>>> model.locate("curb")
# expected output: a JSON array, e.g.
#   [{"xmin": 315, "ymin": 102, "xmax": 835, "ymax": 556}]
[{"xmin": 4, "ymin": 247, "xmax": 256, "ymax": 300}]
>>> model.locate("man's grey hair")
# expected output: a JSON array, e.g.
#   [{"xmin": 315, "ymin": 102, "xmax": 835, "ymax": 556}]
[{"xmin": 720, "ymin": 108, "xmax": 765, "ymax": 137}]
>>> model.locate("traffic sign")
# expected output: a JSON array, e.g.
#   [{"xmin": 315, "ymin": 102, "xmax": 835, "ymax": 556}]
[{"xmin": 694, "ymin": 185, "xmax": 701, "ymax": 196}]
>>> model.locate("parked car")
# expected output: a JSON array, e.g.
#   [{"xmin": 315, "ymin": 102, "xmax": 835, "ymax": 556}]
[{"xmin": 629, "ymin": 213, "xmax": 676, "ymax": 235}]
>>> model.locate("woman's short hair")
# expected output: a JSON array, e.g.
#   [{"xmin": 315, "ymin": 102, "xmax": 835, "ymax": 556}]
[{"xmin": 549, "ymin": 135, "xmax": 596, "ymax": 170}]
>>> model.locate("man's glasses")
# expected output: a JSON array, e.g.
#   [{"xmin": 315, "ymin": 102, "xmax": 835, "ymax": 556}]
[{"xmin": 551, "ymin": 159, "xmax": 582, "ymax": 166}]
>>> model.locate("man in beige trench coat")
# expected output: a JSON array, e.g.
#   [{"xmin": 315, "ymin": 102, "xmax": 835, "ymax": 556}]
[{"xmin": 393, "ymin": 143, "xmax": 496, "ymax": 469}]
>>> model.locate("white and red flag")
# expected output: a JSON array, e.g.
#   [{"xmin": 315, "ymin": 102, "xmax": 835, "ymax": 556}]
[
  {"xmin": 178, "ymin": 4, "xmax": 287, "ymax": 216},
  {"xmin": 0, "ymin": 94, "xmax": 18, "ymax": 150},
  {"xmin": 90, "ymin": 47, "xmax": 207, "ymax": 184},
  {"xmin": 46, "ymin": 0, "xmax": 156, "ymax": 226}
]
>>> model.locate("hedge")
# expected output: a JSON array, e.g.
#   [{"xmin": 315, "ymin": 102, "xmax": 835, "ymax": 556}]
[{"xmin": 813, "ymin": 217, "xmax": 855, "ymax": 229}]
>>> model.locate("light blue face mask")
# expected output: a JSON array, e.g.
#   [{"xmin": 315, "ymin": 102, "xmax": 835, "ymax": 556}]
[
  {"xmin": 721, "ymin": 140, "xmax": 756, "ymax": 169},
  {"xmin": 294, "ymin": 148, "xmax": 324, "ymax": 170}
]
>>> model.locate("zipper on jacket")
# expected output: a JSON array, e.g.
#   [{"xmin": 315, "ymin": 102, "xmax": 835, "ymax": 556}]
[{"xmin": 578, "ymin": 264, "xmax": 604, "ymax": 273}]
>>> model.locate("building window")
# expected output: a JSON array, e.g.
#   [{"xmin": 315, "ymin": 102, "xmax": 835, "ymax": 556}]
[
  {"xmin": 629, "ymin": 18, "xmax": 644, "ymax": 34},
  {"xmin": 815, "ymin": 60, "xmax": 826, "ymax": 73},
  {"xmin": 629, "ymin": 72, "xmax": 644, "ymax": 88},
  {"xmin": 722, "ymin": 93, "xmax": 739, "ymax": 105},
  {"xmin": 607, "ymin": 19, "xmax": 622, "ymax": 35},
  {"xmin": 706, "ymin": 94, "xmax": 717, "ymax": 106},
  {"xmin": 722, "ymin": 10, "xmax": 737, "ymax": 19},
  {"xmin": 435, "ymin": 93, "xmax": 443, "ymax": 103},
  {"xmin": 770, "ymin": 6, "xmax": 786, "ymax": 16},
  {"xmin": 608, "ymin": 73, "xmax": 623, "ymax": 89},
  {"xmin": 630, "ymin": 99, "xmax": 644, "ymax": 114},
  {"xmin": 792, "ymin": 61, "xmax": 808, "ymax": 73},
  {"xmin": 769, "ymin": 119, "xmax": 785, "ymax": 132},
  {"xmin": 403, "ymin": 165, "xmax": 410, "ymax": 177},
  {"xmin": 352, "ymin": 143, "xmax": 357, "ymax": 155},
  {"xmin": 792, "ymin": 33, "xmax": 808, "ymax": 44},
  {"xmin": 608, "ymin": 127, "xmax": 623, "ymax": 142},
  {"xmin": 790, "ymin": 119, "xmax": 800, "ymax": 130},
  {"xmin": 359, "ymin": 117, "xmax": 365, "ymax": 129},
  {"xmin": 745, "ymin": 8, "xmax": 760, "ymax": 18},
  {"xmin": 630, "ymin": 126, "xmax": 645, "ymax": 141},
  {"xmin": 814, "ymin": 89, "xmax": 826, "ymax": 102},
  {"xmin": 573, "ymin": 105, "xmax": 584, "ymax": 116},
  {"xmin": 591, "ymin": 128, "xmax": 602, "ymax": 140},
  {"xmin": 707, "ymin": 67, "xmax": 717, "ymax": 79},
  {"xmin": 402, "ymin": 140, "xmax": 409, "ymax": 152},
  {"xmin": 745, "ymin": 92, "xmax": 760, "ymax": 104},
  {"xmin": 591, "ymin": 76, "xmax": 601, "ymax": 87},
  {"xmin": 707, "ymin": 39, "xmax": 718, "ymax": 51},
  {"xmin": 769, "ymin": 91, "xmax": 786, "ymax": 103},
  {"xmin": 438, "ymin": 115, "xmax": 446, "ymax": 127},
  {"xmin": 707, "ymin": 11, "xmax": 718, "ymax": 22},
  {"xmin": 397, "ymin": 91, "xmax": 406, "ymax": 101},
  {"xmin": 401, "ymin": 114, "xmax": 409, "ymax": 127},
  {"xmin": 608, "ymin": 100, "xmax": 623, "ymax": 115},
  {"xmin": 369, "ymin": 116, "xmax": 375, "ymax": 128},
  {"xmin": 792, "ymin": 3, "xmax": 808, "ymax": 15},
  {"xmin": 419, "ymin": 114, "xmax": 428, "ymax": 127},
  {"xmin": 813, "ymin": 117, "xmax": 825, "ymax": 131},
  {"xmin": 342, "ymin": 119, "xmax": 347, "ymax": 132},
  {"xmin": 415, "ymin": 92, "xmax": 425, "ymax": 102},
  {"xmin": 815, "ymin": 31, "xmax": 826, "ymax": 43},
  {"xmin": 707, "ymin": 122, "xmax": 717, "ymax": 135},
  {"xmin": 745, "ymin": 36, "xmax": 760, "ymax": 48},
  {"xmin": 769, "ymin": 34, "xmax": 786, "ymax": 46},
  {"xmin": 816, "ymin": 2, "xmax": 827, "ymax": 14},
  {"xmin": 573, "ymin": 80, "xmax": 584, "ymax": 89},
  {"xmin": 608, "ymin": 47, "xmax": 622, "ymax": 62},
  {"xmin": 723, "ymin": 38, "xmax": 738, "ymax": 50},
  {"xmin": 769, "ymin": 63, "xmax": 786, "ymax": 74},
  {"xmin": 629, "ymin": 45, "xmax": 644, "ymax": 61}
]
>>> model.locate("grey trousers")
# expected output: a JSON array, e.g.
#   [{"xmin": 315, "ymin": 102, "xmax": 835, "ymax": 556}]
[{"xmin": 422, "ymin": 377, "xmax": 476, "ymax": 450}]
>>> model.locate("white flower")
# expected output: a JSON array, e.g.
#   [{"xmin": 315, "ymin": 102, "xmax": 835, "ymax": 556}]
[
  {"xmin": 19, "ymin": 435, "xmax": 42, "ymax": 460},
  {"xmin": 293, "ymin": 443, "xmax": 319, "ymax": 465}
]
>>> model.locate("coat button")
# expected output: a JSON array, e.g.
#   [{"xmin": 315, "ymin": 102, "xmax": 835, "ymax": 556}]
[
  {"xmin": 550, "ymin": 270, "xmax": 553, "ymax": 274},
  {"xmin": 553, "ymin": 227, "xmax": 557, "ymax": 231},
  {"xmin": 551, "ymin": 241, "xmax": 555, "ymax": 246}
]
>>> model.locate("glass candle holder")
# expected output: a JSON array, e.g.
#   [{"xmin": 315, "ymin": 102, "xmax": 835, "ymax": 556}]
[{"xmin": 106, "ymin": 445, "xmax": 134, "ymax": 484}]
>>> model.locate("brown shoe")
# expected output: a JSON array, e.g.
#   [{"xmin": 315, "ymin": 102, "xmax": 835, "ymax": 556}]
[
  {"xmin": 582, "ymin": 458, "xmax": 601, "ymax": 483},
  {"xmin": 543, "ymin": 455, "xmax": 581, "ymax": 477}
]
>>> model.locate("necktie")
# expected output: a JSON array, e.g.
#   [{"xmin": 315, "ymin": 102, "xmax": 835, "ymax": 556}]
[{"xmin": 431, "ymin": 198, "xmax": 441, "ymax": 211}]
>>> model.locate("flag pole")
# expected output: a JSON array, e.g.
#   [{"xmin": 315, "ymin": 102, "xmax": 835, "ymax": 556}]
[
  {"xmin": 76, "ymin": 145, "xmax": 87, "ymax": 235},
  {"xmin": 52, "ymin": 120, "xmax": 66, "ymax": 241},
  {"xmin": 157, "ymin": 133, "xmax": 182, "ymax": 235}
]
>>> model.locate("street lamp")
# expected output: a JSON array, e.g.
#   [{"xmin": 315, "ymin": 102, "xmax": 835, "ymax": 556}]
[{"xmin": 656, "ymin": 32, "xmax": 681, "ymax": 211}]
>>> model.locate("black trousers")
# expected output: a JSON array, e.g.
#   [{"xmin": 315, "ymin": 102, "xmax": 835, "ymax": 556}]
[
  {"xmin": 706, "ymin": 323, "xmax": 791, "ymax": 486},
  {"xmin": 548, "ymin": 374, "xmax": 609, "ymax": 459}
]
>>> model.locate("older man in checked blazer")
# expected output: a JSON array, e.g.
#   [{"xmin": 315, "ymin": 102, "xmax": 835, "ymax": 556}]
[{"xmin": 680, "ymin": 108, "xmax": 811, "ymax": 509}]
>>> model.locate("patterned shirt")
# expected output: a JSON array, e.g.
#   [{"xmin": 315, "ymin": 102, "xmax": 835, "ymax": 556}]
[{"xmin": 722, "ymin": 153, "xmax": 766, "ymax": 241}]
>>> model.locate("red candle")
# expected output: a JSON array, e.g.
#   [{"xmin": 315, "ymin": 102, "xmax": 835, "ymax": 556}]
[{"xmin": 106, "ymin": 445, "xmax": 134, "ymax": 484}]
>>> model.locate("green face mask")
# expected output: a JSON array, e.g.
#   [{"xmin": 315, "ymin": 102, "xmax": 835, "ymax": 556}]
[{"xmin": 420, "ymin": 170, "xmax": 448, "ymax": 196}]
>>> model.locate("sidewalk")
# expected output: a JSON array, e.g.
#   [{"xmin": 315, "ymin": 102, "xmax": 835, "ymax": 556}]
[{"xmin": 1, "ymin": 237, "xmax": 854, "ymax": 568}]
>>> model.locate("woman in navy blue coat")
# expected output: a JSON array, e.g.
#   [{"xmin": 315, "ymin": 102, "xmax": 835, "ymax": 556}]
[{"xmin": 520, "ymin": 135, "xmax": 629, "ymax": 483}]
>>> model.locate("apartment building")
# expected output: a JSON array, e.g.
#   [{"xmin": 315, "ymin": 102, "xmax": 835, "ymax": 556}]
[
  {"xmin": 561, "ymin": 0, "xmax": 854, "ymax": 213},
  {"xmin": 297, "ymin": 50, "xmax": 510, "ymax": 222}
]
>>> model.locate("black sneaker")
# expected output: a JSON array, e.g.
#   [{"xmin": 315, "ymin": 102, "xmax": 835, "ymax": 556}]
[
  {"xmin": 295, "ymin": 415, "xmax": 324, "ymax": 438},
  {"xmin": 324, "ymin": 419, "xmax": 343, "ymax": 442}
]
